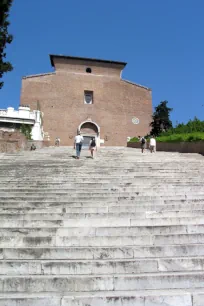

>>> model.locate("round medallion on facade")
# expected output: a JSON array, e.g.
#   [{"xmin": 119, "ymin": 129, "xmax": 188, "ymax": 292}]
[{"xmin": 132, "ymin": 117, "xmax": 139, "ymax": 124}]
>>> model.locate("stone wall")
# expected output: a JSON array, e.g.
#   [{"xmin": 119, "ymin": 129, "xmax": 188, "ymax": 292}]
[
  {"xmin": 0, "ymin": 131, "xmax": 49, "ymax": 153},
  {"xmin": 0, "ymin": 130, "xmax": 27, "ymax": 153},
  {"xmin": 0, "ymin": 140, "xmax": 18, "ymax": 153},
  {"xmin": 127, "ymin": 141, "xmax": 204, "ymax": 155}
]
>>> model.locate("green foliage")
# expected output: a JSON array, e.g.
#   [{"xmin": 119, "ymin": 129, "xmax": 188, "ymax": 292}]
[
  {"xmin": 161, "ymin": 117, "xmax": 204, "ymax": 135},
  {"xmin": 129, "ymin": 133, "xmax": 204, "ymax": 143},
  {"xmin": 155, "ymin": 117, "xmax": 204, "ymax": 142},
  {"xmin": 129, "ymin": 107, "xmax": 204, "ymax": 143},
  {"xmin": 129, "ymin": 136, "xmax": 151, "ymax": 142},
  {"xmin": 150, "ymin": 101, "xmax": 173, "ymax": 136},
  {"xmin": 156, "ymin": 132, "xmax": 204, "ymax": 142},
  {"xmin": 20, "ymin": 124, "xmax": 32, "ymax": 140},
  {"xmin": 0, "ymin": 0, "xmax": 13, "ymax": 89},
  {"xmin": 128, "ymin": 137, "xmax": 139, "ymax": 142}
]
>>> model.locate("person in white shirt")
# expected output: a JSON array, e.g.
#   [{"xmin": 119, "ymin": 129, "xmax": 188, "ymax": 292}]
[
  {"xmin": 149, "ymin": 136, "xmax": 156, "ymax": 153},
  {"xmin": 74, "ymin": 132, "xmax": 84, "ymax": 159}
]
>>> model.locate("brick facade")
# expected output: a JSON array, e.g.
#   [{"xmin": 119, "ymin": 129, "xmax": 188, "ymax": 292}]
[{"xmin": 20, "ymin": 55, "xmax": 152, "ymax": 146}]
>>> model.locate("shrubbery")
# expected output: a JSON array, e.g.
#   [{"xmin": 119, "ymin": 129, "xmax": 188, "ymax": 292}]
[
  {"xmin": 129, "ymin": 118, "xmax": 204, "ymax": 143},
  {"xmin": 129, "ymin": 137, "xmax": 139, "ymax": 142},
  {"xmin": 129, "ymin": 132, "xmax": 204, "ymax": 143},
  {"xmin": 161, "ymin": 117, "xmax": 204, "ymax": 135},
  {"xmin": 20, "ymin": 124, "xmax": 32, "ymax": 140},
  {"xmin": 156, "ymin": 132, "xmax": 204, "ymax": 142}
]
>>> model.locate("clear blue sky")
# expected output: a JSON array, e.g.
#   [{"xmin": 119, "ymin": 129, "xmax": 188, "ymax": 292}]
[{"xmin": 0, "ymin": 0, "xmax": 203, "ymax": 124}]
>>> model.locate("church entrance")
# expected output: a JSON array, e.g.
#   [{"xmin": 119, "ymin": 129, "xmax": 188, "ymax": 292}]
[
  {"xmin": 83, "ymin": 136, "xmax": 94, "ymax": 149},
  {"xmin": 78, "ymin": 120, "xmax": 100, "ymax": 149}
]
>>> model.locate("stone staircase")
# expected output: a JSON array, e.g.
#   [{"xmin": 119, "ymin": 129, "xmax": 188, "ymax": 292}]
[{"xmin": 0, "ymin": 147, "xmax": 204, "ymax": 306}]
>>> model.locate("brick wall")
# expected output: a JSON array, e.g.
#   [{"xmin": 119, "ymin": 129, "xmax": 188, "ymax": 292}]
[
  {"xmin": 0, "ymin": 130, "xmax": 27, "ymax": 153},
  {"xmin": 20, "ymin": 57, "xmax": 152, "ymax": 146},
  {"xmin": 0, "ymin": 131, "xmax": 50, "ymax": 153}
]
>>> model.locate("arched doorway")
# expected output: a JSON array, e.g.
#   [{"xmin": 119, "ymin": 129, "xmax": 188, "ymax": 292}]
[{"xmin": 78, "ymin": 120, "xmax": 100, "ymax": 148}]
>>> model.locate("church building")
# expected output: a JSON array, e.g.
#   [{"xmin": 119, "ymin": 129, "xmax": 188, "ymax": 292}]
[{"xmin": 20, "ymin": 55, "xmax": 152, "ymax": 146}]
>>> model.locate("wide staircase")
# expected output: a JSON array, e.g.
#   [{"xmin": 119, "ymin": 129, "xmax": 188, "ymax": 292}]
[{"xmin": 0, "ymin": 147, "xmax": 204, "ymax": 306}]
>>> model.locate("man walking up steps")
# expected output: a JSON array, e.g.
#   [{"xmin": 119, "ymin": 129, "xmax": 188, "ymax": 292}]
[{"xmin": 74, "ymin": 132, "xmax": 84, "ymax": 159}]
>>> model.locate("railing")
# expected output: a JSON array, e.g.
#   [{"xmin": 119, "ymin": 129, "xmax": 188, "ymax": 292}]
[
  {"xmin": 0, "ymin": 110, "xmax": 7, "ymax": 116},
  {"xmin": 0, "ymin": 109, "xmax": 35, "ymax": 120}
]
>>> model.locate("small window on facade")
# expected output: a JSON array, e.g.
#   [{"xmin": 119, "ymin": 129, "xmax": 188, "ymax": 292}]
[
  {"xmin": 86, "ymin": 67, "xmax": 92, "ymax": 73},
  {"xmin": 84, "ymin": 91, "xmax": 93, "ymax": 104}
]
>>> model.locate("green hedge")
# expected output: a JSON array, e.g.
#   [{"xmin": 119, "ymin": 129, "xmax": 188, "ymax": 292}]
[
  {"xmin": 164, "ymin": 118, "xmax": 204, "ymax": 135},
  {"xmin": 156, "ymin": 132, "xmax": 204, "ymax": 142},
  {"xmin": 129, "ymin": 133, "xmax": 204, "ymax": 143},
  {"xmin": 129, "ymin": 137, "xmax": 140, "ymax": 142},
  {"xmin": 20, "ymin": 124, "xmax": 32, "ymax": 140}
]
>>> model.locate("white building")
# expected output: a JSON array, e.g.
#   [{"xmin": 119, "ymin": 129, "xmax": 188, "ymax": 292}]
[{"xmin": 0, "ymin": 106, "xmax": 43, "ymax": 141}]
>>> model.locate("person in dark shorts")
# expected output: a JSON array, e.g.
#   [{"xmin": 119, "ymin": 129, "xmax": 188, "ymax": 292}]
[
  {"xmin": 30, "ymin": 143, "xmax": 36, "ymax": 151},
  {"xmin": 89, "ymin": 137, "xmax": 97, "ymax": 159},
  {"xmin": 139, "ymin": 136, "xmax": 146, "ymax": 153},
  {"xmin": 55, "ymin": 137, "xmax": 60, "ymax": 146}
]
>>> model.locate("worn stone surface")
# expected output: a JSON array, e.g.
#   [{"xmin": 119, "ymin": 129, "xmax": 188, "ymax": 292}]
[
  {"xmin": 193, "ymin": 293, "xmax": 204, "ymax": 306},
  {"xmin": 128, "ymin": 141, "xmax": 204, "ymax": 155},
  {"xmin": 144, "ymin": 295, "xmax": 192, "ymax": 306},
  {"xmin": 0, "ymin": 147, "xmax": 203, "ymax": 305}
]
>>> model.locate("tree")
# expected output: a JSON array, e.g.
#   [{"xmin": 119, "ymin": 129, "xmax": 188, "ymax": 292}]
[
  {"xmin": 150, "ymin": 101, "xmax": 173, "ymax": 136},
  {"xmin": 0, "ymin": 0, "xmax": 13, "ymax": 89},
  {"xmin": 172, "ymin": 117, "xmax": 204, "ymax": 134}
]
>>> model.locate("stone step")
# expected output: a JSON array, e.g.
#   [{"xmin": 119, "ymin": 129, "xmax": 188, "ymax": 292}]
[
  {"xmin": 1, "ymin": 173, "xmax": 203, "ymax": 179},
  {"xmin": 0, "ymin": 207, "xmax": 108, "ymax": 214},
  {"xmin": 1, "ymin": 224, "xmax": 203, "ymax": 237},
  {"xmin": 0, "ymin": 213, "xmax": 148, "ymax": 220},
  {"xmin": 1, "ymin": 233, "xmax": 204, "ymax": 247},
  {"xmin": 108, "ymin": 204, "xmax": 204, "ymax": 212},
  {"xmin": 1, "ymin": 187, "xmax": 203, "ymax": 194},
  {"xmin": 0, "ymin": 256, "xmax": 204, "ymax": 275},
  {"xmin": 3, "ymin": 244, "xmax": 204, "ymax": 260},
  {"xmin": 1, "ymin": 182, "xmax": 195, "ymax": 186},
  {"xmin": 5, "ymin": 171, "xmax": 198, "ymax": 176},
  {"xmin": 1, "ymin": 179, "xmax": 203, "ymax": 185},
  {"xmin": 0, "ymin": 235, "xmax": 150, "ymax": 247},
  {"xmin": 146, "ymin": 210, "xmax": 204, "ymax": 218},
  {"xmin": 1, "ymin": 190, "xmax": 203, "ymax": 197},
  {"xmin": 0, "ymin": 216, "xmax": 204, "ymax": 228},
  {"xmin": 1, "ymin": 184, "xmax": 203, "ymax": 190},
  {"xmin": 0, "ymin": 209, "xmax": 203, "ymax": 220},
  {"xmin": 1, "ymin": 181, "xmax": 203, "ymax": 186},
  {"xmin": 1, "ymin": 201, "xmax": 204, "ymax": 210},
  {"xmin": 0, "ymin": 289, "xmax": 204, "ymax": 306},
  {"xmin": 2, "ymin": 160, "xmax": 204, "ymax": 164},
  {"xmin": 0, "ymin": 181, "xmax": 204, "ymax": 186},
  {"xmin": 0, "ymin": 206, "xmax": 203, "ymax": 215},
  {"xmin": 0, "ymin": 172, "xmax": 203, "ymax": 178},
  {"xmin": 2, "ymin": 168, "xmax": 203, "ymax": 173},
  {"xmin": 0, "ymin": 272, "xmax": 204, "ymax": 292},
  {"xmin": 0, "ymin": 187, "xmax": 200, "ymax": 193},
  {"xmin": 1, "ymin": 195, "xmax": 204, "ymax": 202},
  {"xmin": 2, "ymin": 188, "xmax": 204, "ymax": 195}
]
